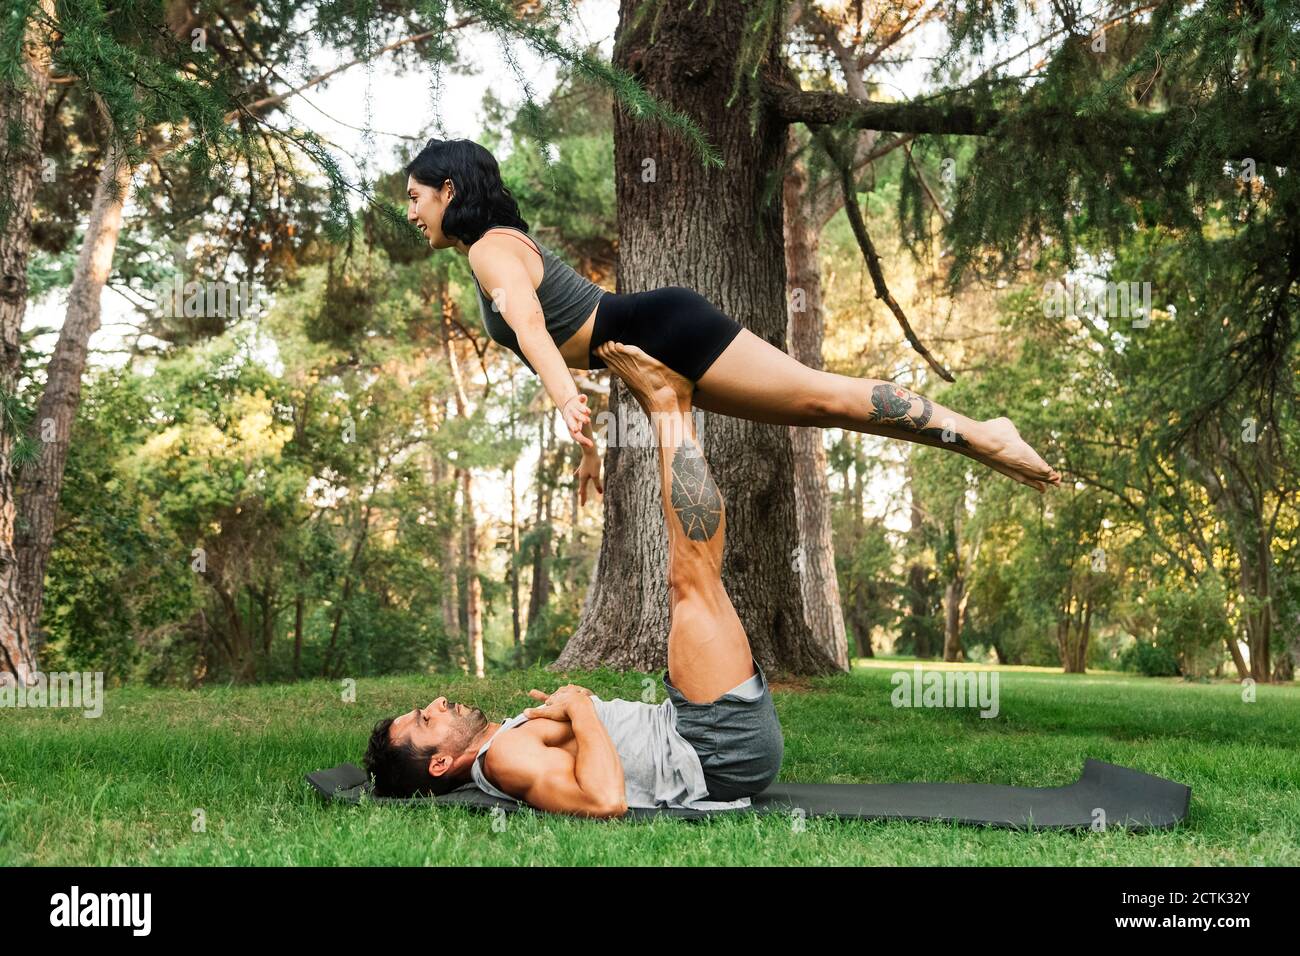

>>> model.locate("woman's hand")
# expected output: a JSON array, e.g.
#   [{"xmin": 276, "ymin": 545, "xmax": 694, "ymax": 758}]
[
  {"xmin": 562, "ymin": 393, "xmax": 594, "ymax": 450},
  {"xmin": 575, "ymin": 450, "xmax": 603, "ymax": 506}
]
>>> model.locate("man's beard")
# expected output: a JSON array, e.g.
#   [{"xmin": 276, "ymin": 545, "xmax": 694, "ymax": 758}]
[{"xmin": 444, "ymin": 705, "xmax": 488, "ymax": 751}]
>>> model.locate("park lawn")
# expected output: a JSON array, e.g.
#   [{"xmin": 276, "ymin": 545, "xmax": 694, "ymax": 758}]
[{"xmin": 1, "ymin": 658, "xmax": 1295, "ymax": 866}]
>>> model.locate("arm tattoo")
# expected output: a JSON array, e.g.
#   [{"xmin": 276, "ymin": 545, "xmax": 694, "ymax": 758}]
[
  {"xmin": 867, "ymin": 383, "xmax": 970, "ymax": 447},
  {"xmin": 669, "ymin": 438, "xmax": 723, "ymax": 541}
]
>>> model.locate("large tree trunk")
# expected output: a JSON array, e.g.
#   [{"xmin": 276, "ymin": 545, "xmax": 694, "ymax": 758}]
[
  {"xmin": 783, "ymin": 125, "xmax": 848, "ymax": 670},
  {"xmin": 556, "ymin": 0, "xmax": 836, "ymax": 677},
  {"xmin": 0, "ymin": 0, "xmax": 57, "ymax": 685},
  {"xmin": 16, "ymin": 132, "xmax": 134, "ymax": 635}
]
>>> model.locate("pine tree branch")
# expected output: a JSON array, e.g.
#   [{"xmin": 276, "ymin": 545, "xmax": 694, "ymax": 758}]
[
  {"xmin": 816, "ymin": 128, "xmax": 955, "ymax": 382},
  {"xmin": 227, "ymin": 19, "xmax": 480, "ymax": 122},
  {"xmin": 903, "ymin": 140, "xmax": 948, "ymax": 225},
  {"xmin": 765, "ymin": 83, "xmax": 1295, "ymax": 168}
]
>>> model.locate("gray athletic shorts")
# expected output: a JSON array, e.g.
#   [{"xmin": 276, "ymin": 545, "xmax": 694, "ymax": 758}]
[{"xmin": 663, "ymin": 657, "xmax": 784, "ymax": 801}]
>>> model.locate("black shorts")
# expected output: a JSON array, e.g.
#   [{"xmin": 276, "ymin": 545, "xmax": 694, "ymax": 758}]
[{"xmin": 588, "ymin": 286, "xmax": 744, "ymax": 384}]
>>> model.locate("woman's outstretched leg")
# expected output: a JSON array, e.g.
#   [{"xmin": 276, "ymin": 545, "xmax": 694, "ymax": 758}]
[{"xmin": 693, "ymin": 327, "xmax": 1061, "ymax": 492}]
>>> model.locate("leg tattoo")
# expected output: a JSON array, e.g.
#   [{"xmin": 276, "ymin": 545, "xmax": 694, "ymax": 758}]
[
  {"xmin": 669, "ymin": 437, "xmax": 722, "ymax": 542},
  {"xmin": 868, "ymin": 383, "xmax": 970, "ymax": 448}
]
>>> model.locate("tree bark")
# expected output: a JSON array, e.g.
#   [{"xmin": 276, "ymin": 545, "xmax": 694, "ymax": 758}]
[
  {"xmin": 763, "ymin": 85, "xmax": 1288, "ymax": 168},
  {"xmin": 783, "ymin": 125, "xmax": 849, "ymax": 670},
  {"xmin": 508, "ymin": 374, "xmax": 522, "ymax": 659},
  {"xmin": 459, "ymin": 469, "xmax": 484, "ymax": 678},
  {"xmin": 526, "ymin": 413, "xmax": 554, "ymax": 632},
  {"xmin": 17, "ymin": 132, "xmax": 134, "ymax": 634},
  {"xmin": 443, "ymin": 309, "xmax": 484, "ymax": 679},
  {"xmin": 292, "ymin": 589, "xmax": 304, "ymax": 680},
  {"xmin": 1076, "ymin": 590, "xmax": 1086, "ymax": 671},
  {"xmin": 556, "ymin": 0, "xmax": 837, "ymax": 677},
  {"xmin": 1181, "ymin": 431, "xmax": 1278, "ymax": 681},
  {"xmin": 839, "ymin": 432, "xmax": 874, "ymax": 658},
  {"xmin": 0, "ymin": 0, "xmax": 58, "ymax": 685},
  {"xmin": 942, "ymin": 576, "xmax": 965, "ymax": 662},
  {"xmin": 904, "ymin": 460, "xmax": 934, "ymax": 658},
  {"xmin": 509, "ymin": 456, "xmax": 521, "ymax": 649},
  {"xmin": 258, "ymin": 586, "xmax": 273, "ymax": 655}
]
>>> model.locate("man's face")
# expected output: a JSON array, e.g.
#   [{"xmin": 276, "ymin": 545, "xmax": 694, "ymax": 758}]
[{"xmin": 389, "ymin": 695, "xmax": 488, "ymax": 781}]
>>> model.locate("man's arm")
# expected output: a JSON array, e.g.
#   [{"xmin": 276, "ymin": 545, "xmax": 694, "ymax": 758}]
[{"xmin": 485, "ymin": 697, "xmax": 627, "ymax": 818}]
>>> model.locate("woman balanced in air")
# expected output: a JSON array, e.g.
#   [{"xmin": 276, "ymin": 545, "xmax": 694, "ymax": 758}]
[{"xmin": 406, "ymin": 139, "xmax": 1061, "ymax": 505}]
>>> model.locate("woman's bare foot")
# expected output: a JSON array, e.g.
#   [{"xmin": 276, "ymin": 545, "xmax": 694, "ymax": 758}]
[
  {"xmin": 973, "ymin": 417, "xmax": 1061, "ymax": 493},
  {"xmin": 594, "ymin": 341, "xmax": 693, "ymax": 412}
]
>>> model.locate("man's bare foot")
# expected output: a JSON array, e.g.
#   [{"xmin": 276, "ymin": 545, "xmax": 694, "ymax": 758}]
[
  {"xmin": 594, "ymin": 341, "xmax": 693, "ymax": 413},
  {"xmin": 974, "ymin": 417, "xmax": 1062, "ymax": 493}
]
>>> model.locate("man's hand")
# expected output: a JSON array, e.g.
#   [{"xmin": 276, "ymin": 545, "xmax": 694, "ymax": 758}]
[
  {"xmin": 523, "ymin": 684, "xmax": 594, "ymax": 720},
  {"xmin": 527, "ymin": 683, "xmax": 594, "ymax": 703}
]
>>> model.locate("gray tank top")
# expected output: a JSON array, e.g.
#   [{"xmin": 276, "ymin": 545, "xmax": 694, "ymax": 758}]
[
  {"xmin": 470, "ymin": 226, "xmax": 607, "ymax": 374},
  {"xmin": 470, "ymin": 694, "xmax": 754, "ymax": 811}
]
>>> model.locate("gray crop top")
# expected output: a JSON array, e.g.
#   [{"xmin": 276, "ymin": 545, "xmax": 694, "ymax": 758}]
[{"xmin": 470, "ymin": 226, "xmax": 607, "ymax": 373}]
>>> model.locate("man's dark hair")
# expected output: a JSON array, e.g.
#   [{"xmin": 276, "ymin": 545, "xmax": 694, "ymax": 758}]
[
  {"xmin": 405, "ymin": 138, "xmax": 529, "ymax": 245},
  {"xmin": 363, "ymin": 716, "xmax": 464, "ymax": 798}
]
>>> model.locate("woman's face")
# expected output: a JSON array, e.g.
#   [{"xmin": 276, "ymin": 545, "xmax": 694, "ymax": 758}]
[{"xmin": 406, "ymin": 175, "xmax": 457, "ymax": 249}]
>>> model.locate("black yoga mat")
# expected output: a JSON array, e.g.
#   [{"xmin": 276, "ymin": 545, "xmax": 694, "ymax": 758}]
[{"xmin": 306, "ymin": 759, "xmax": 1190, "ymax": 831}]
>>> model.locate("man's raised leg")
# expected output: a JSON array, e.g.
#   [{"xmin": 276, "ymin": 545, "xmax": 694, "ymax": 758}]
[{"xmin": 594, "ymin": 341, "xmax": 755, "ymax": 703}]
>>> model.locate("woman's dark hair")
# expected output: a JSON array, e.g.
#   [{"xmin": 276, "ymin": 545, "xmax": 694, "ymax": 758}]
[
  {"xmin": 405, "ymin": 138, "xmax": 529, "ymax": 245},
  {"xmin": 363, "ymin": 716, "xmax": 464, "ymax": 798}
]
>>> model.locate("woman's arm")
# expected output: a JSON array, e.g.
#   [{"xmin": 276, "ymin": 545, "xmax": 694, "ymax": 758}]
[
  {"xmin": 468, "ymin": 241, "xmax": 593, "ymax": 449},
  {"xmin": 514, "ymin": 325, "xmax": 594, "ymax": 449}
]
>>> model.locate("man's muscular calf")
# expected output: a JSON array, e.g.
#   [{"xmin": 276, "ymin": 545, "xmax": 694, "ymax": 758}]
[{"xmin": 594, "ymin": 341, "xmax": 755, "ymax": 703}]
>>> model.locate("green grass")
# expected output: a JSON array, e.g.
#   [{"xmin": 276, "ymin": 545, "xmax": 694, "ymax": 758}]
[{"xmin": 1, "ymin": 659, "xmax": 1296, "ymax": 865}]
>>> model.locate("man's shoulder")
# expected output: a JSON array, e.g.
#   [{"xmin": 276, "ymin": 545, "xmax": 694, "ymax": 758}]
[
  {"xmin": 482, "ymin": 720, "xmax": 569, "ymax": 797},
  {"xmin": 481, "ymin": 719, "xmax": 544, "ymax": 772}
]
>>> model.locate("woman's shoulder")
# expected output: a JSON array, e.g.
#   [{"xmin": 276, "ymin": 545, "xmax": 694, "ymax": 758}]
[
  {"xmin": 473, "ymin": 225, "xmax": 543, "ymax": 253},
  {"xmin": 469, "ymin": 228, "xmax": 546, "ymax": 294}
]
